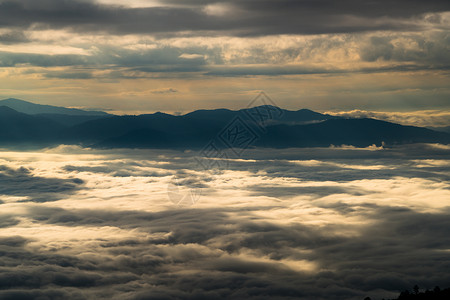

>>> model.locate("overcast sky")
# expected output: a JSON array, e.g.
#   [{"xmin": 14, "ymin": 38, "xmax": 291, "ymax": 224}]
[{"xmin": 0, "ymin": 0, "xmax": 449, "ymax": 113}]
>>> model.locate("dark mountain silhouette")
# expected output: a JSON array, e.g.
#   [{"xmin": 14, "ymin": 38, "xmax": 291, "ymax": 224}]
[
  {"xmin": 256, "ymin": 118, "xmax": 450, "ymax": 148},
  {"xmin": 95, "ymin": 128, "xmax": 189, "ymax": 149},
  {"xmin": 182, "ymin": 108, "xmax": 236, "ymax": 123},
  {"xmin": 0, "ymin": 101, "xmax": 449, "ymax": 149},
  {"xmin": 427, "ymin": 125, "xmax": 450, "ymax": 134},
  {"xmin": 59, "ymin": 106, "xmax": 340, "ymax": 147},
  {"xmin": 182, "ymin": 106, "xmax": 335, "ymax": 125},
  {"xmin": 0, "ymin": 98, "xmax": 109, "ymax": 116},
  {"xmin": 59, "ymin": 112, "xmax": 201, "ymax": 144},
  {"xmin": 0, "ymin": 106, "xmax": 65, "ymax": 146},
  {"xmin": 37, "ymin": 113, "xmax": 111, "ymax": 127},
  {"xmin": 87, "ymin": 111, "xmax": 449, "ymax": 149}
]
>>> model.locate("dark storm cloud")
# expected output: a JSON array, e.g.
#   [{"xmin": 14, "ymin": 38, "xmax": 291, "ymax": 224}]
[
  {"xmin": 0, "ymin": 165, "xmax": 84, "ymax": 202},
  {"xmin": 44, "ymin": 71, "xmax": 93, "ymax": 79},
  {"xmin": 360, "ymin": 32, "xmax": 450, "ymax": 64},
  {"xmin": 0, "ymin": 30, "xmax": 29, "ymax": 44},
  {"xmin": 205, "ymin": 65, "xmax": 344, "ymax": 76},
  {"xmin": 95, "ymin": 46, "xmax": 208, "ymax": 68},
  {"xmin": 0, "ymin": 46, "xmax": 208, "ymax": 75},
  {"xmin": 0, "ymin": 0, "xmax": 449, "ymax": 36},
  {"xmin": 1, "ymin": 30, "xmax": 449, "ymax": 76},
  {"xmin": 0, "ymin": 0, "xmax": 222, "ymax": 34},
  {"xmin": 0, "ymin": 51, "xmax": 89, "ymax": 67},
  {"xmin": 205, "ymin": 61, "xmax": 450, "ymax": 77},
  {"xmin": 175, "ymin": 0, "xmax": 450, "ymax": 19}
]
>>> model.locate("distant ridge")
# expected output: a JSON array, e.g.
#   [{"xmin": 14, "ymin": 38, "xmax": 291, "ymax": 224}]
[
  {"xmin": 0, "ymin": 102, "xmax": 449, "ymax": 149},
  {"xmin": 0, "ymin": 105, "xmax": 65, "ymax": 146},
  {"xmin": 257, "ymin": 118, "xmax": 450, "ymax": 148},
  {"xmin": 182, "ymin": 106, "xmax": 336, "ymax": 125},
  {"xmin": 0, "ymin": 98, "xmax": 109, "ymax": 116}
]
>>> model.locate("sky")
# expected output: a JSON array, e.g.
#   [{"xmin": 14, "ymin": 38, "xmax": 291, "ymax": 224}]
[
  {"xmin": 1, "ymin": 144, "xmax": 450, "ymax": 299},
  {"xmin": 0, "ymin": 0, "xmax": 449, "ymax": 114}
]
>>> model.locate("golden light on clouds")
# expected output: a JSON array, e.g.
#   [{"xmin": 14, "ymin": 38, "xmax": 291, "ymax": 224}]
[
  {"xmin": 0, "ymin": 143, "xmax": 449, "ymax": 299},
  {"xmin": 0, "ymin": 9, "xmax": 449, "ymax": 113}
]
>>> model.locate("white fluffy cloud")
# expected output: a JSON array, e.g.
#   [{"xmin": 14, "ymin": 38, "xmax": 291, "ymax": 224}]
[
  {"xmin": 0, "ymin": 145, "xmax": 449, "ymax": 299},
  {"xmin": 326, "ymin": 109, "xmax": 450, "ymax": 127}
]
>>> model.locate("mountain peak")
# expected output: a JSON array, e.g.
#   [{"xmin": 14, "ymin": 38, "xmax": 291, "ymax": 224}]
[
  {"xmin": 0, "ymin": 98, "xmax": 109, "ymax": 116},
  {"xmin": 3, "ymin": 97, "xmax": 30, "ymax": 102}
]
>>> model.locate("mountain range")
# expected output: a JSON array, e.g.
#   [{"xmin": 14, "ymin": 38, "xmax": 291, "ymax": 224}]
[
  {"xmin": 0, "ymin": 98, "xmax": 108, "ymax": 116},
  {"xmin": 0, "ymin": 98, "xmax": 449, "ymax": 150}
]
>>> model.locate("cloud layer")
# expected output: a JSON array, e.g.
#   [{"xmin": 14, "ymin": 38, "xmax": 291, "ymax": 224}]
[
  {"xmin": 0, "ymin": 0, "xmax": 449, "ymax": 35},
  {"xmin": 0, "ymin": 145, "xmax": 449, "ymax": 299}
]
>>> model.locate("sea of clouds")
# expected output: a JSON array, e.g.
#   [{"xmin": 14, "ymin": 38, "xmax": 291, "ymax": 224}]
[{"xmin": 0, "ymin": 144, "xmax": 449, "ymax": 300}]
